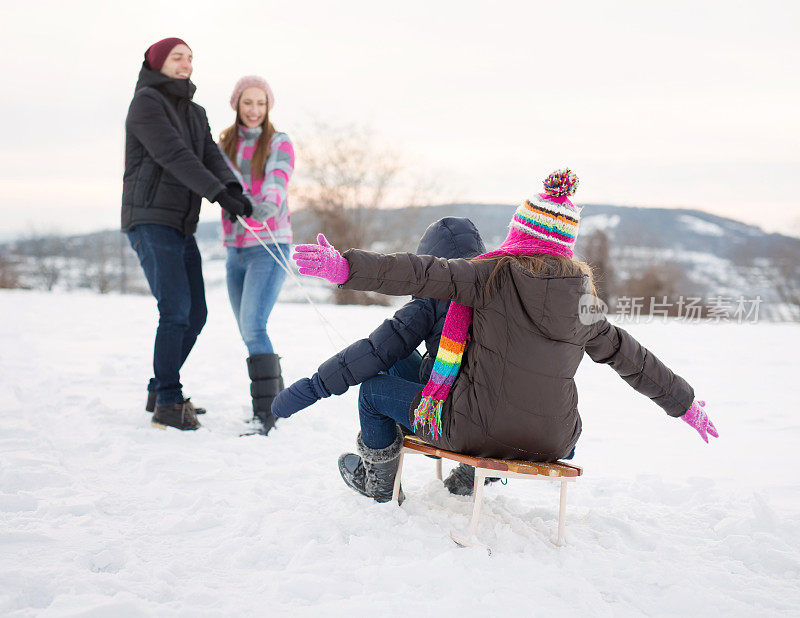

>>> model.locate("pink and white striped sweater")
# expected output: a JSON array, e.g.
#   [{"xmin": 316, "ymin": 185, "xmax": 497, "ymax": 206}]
[{"xmin": 219, "ymin": 125, "xmax": 294, "ymax": 247}]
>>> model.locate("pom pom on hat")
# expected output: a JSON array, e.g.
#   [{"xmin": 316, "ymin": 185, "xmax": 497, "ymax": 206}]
[
  {"xmin": 230, "ymin": 75, "xmax": 275, "ymax": 112},
  {"xmin": 543, "ymin": 168, "xmax": 579, "ymax": 198},
  {"xmin": 505, "ymin": 168, "xmax": 582, "ymax": 256}
]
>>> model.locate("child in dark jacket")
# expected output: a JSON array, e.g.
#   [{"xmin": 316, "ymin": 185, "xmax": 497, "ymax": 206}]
[
  {"xmin": 272, "ymin": 218, "xmax": 490, "ymax": 492},
  {"xmin": 290, "ymin": 170, "xmax": 718, "ymax": 503}
]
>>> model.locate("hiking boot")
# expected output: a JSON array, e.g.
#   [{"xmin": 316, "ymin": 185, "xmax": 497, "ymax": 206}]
[
  {"xmin": 183, "ymin": 398, "xmax": 206, "ymax": 415},
  {"xmin": 146, "ymin": 392, "xmax": 205, "ymax": 415},
  {"xmin": 443, "ymin": 462, "xmax": 500, "ymax": 496},
  {"xmin": 152, "ymin": 401, "xmax": 200, "ymax": 431},
  {"xmin": 338, "ymin": 427, "xmax": 404, "ymax": 503}
]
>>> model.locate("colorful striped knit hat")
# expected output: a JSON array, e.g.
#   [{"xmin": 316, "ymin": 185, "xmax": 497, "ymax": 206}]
[
  {"xmin": 508, "ymin": 168, "xmax": 580, "ymax": 257},
  {"xmin": 412, "ymin": 169, "xmax": 581, "ymax": 439}
]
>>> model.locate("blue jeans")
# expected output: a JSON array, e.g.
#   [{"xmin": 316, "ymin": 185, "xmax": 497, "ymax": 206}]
[
  {"xmin": 127, "ymin": 224, "xmax": 207, "ymax": 406},
  {"xmin": 386, "ymin": 350, "xmax": 423, "ymax": 382},
  {"xmin": 359, "ymin": 372, "xmax": 423, "ymax": 449},
  {"xmin": 358, "ymin": 352, "xmax": 423, "ymax": 448},
  {"xmin": 226, "ymin": 244, "xmax": 289, "ymax": 356}
]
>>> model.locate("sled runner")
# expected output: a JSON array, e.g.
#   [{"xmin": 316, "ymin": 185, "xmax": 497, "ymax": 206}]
[{"xmin": 391, "ymin": 435, "xmax": 582, "ymax": 547}]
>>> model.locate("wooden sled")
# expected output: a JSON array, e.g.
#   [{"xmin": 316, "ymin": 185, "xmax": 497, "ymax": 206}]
[{"xmin": 391, "ymin": 435, "xmax": 582, "ymax": 547}]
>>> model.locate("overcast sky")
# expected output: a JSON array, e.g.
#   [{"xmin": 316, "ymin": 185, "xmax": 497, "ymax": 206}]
[{"xmin": 0, "ymin": 0, "xmax": 798, "ymax": 239}]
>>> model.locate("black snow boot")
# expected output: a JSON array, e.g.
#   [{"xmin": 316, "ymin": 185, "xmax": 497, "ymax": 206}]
[
  {"xmin": 338, "ymin": 426, "xmax": 404, "ymax": 503},
  {"xmin": 443, "ymin": 462, "xmax": 500, "ymax": 496},
  {"xmin": 151, "ymin": 401, "xmax": 201, "ymax": 431},
  {"xmin": 247, "ymin": 353, "xmax": 283, "ymax": 435}
]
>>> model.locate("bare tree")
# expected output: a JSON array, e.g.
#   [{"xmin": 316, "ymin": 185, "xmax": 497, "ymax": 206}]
[
  {"xmin": 579, "ymin": 229, "xmax": 616, "ymax": 306},
  {"xmin": 119, "ymin": 233, "xmax": 129, "ymax": 294},
  {"xmin": 25, "ymin": 234, "xmax": 63, "ymax": 291},
  {"xmin": 622, "ymin": 264, "xmax": 696, "ymax": 316},
  {"xmin": 760, "ymin": 246, "xmax": 800, "ymax": 320},
  {"xmin": 293, "ymin": 122, "xmax": 409, "ymax": 304},
  {"xmin": 79, "ymin": 233, "xmax": 116, "ymax": 294},
  {"xmin": 94, "ymin": 235, "xmax": 114, "ymax": 294},
  {"xmin": 0, "ymin": 254, "xmax": 20, "ymax": 289}
]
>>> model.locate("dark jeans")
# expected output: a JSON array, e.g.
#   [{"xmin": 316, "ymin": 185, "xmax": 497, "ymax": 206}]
[
  {"xmin": 127, "ymin": 224, "xmax": 207, "ymax": 406},
  {"xmin": 359, "ymin": 352, "xmax": 425, "ymax": 449},
  {"xmin": 386, "ymin": 350, "xmax": 423, "ymax": 382},
  {"xmin": 225, "ymin": 244, "xmax": 289, "ymax": 356}
]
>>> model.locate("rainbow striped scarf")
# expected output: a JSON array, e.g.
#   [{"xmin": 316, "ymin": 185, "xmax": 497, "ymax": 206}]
[
  {"xmin": 412, "ymin": 227, "xmax": 577, "ymax": 440},
  {"xmin": 412, "ymin": 301, "xmax": 474, "ymax": 438}
]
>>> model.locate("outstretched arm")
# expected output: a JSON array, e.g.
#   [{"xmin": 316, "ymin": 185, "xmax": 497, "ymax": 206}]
[
  {"xmin": 585, "ymin": 317, "xmax": 718, "ymax": 442},
  {"xmin": 271, "ymin": 297, "xmax": 436, "ymax": 418},
  {"xmin": 318, "ymin": 297, "xmax": 436, "ymax": 395},
  {"xmin": 585, "ymin": 317, "xmax": 694, "ymax": 415},
  {"xmin": 293, "ymin": 234, "xmax": 493, "ymax": 308}
]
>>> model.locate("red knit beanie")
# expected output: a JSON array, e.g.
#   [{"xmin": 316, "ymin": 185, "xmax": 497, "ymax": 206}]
[{"xmin": 144, "ymin": 37, "xmax": 190, "ymax": 71}]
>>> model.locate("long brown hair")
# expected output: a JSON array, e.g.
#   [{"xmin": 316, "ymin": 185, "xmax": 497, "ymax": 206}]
[
  {"xmin": 219, "ymin": 105, "xmax": 276, "ymax": 181},
  {"xmin": 477, "ymin": 254, "xmax": 597, "ymax": 296}
]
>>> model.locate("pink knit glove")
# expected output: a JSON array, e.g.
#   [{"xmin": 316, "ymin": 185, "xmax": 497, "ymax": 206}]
[
  {"xmin": 293, "ymin": 234, "xmax": 350, "ymax": 284},
  {"xmin": 681, "ymin": 400, "xmax": 719, "ymax": 443}
]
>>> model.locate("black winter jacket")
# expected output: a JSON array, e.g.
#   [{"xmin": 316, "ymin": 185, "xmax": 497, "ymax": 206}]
[
  {"xmin": 317, "ymin": 218, "xmax": 486, "ymax": 395},
  {"xmin": 121, "ymin": 64, "xmax": 236, "ymax": 235}
]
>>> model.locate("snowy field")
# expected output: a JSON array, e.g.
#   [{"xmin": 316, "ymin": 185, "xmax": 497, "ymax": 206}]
[{"xmin": 1, "ymin": 286, "xmax": 799, "ymax": 616}]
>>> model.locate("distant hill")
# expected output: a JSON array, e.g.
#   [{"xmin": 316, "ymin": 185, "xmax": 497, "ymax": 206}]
[{"xmin": 3, "ymin": 204, "xmax": 799, "ymax": 320}]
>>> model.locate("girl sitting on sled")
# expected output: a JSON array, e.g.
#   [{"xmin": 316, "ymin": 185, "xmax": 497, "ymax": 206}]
[{"xmin": 279, "ymin": 170, "xmax": 718, "ymax": 502}]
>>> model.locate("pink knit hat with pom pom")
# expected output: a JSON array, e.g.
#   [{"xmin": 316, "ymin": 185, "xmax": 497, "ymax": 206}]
[
  {"xmin": 230, "ymin": 75, "xmax": 275, "ymax": 111},
  {"xmin": 503, "ymin": 169, "xmax": 581, "ymax": 257}
]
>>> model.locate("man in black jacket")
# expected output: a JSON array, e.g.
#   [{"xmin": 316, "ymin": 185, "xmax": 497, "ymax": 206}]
[
  {"xmin": 271, "ymin": 217, "xmax": 494, "ymax": 493},
  {"xmin": 122, "ymin": 37, "xmax": 252, "ymax": 430}
]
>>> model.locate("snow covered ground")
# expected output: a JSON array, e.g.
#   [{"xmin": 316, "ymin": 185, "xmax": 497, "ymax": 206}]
[{"xmin": 1, "ymin": 287, "xmax": 799, "ymax": 616}]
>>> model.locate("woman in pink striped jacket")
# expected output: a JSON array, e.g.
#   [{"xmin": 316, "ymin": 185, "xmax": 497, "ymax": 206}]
[{"xmin": 218, "ymin": 75, "xmax": 295, "ymax": 435}]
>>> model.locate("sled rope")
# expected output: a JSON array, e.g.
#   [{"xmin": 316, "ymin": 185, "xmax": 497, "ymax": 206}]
[{"xmin": 236, "ymin": 214, "xmax": 347, "ymax": 351}]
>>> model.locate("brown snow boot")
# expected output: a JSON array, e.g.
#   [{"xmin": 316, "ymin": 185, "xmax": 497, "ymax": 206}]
[
  {"xmin": 151, "ymin": 401, "xmax": 201, "ymax": 431},
  {"xmin": 146, "ymin": 392, "xmax": 205, "ymax": 415}
]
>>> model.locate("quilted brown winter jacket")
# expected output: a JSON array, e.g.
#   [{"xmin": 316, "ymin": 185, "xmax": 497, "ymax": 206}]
[{"xmin": 341, "ymin": 250, "xmax": 695, "ymax": 462}]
